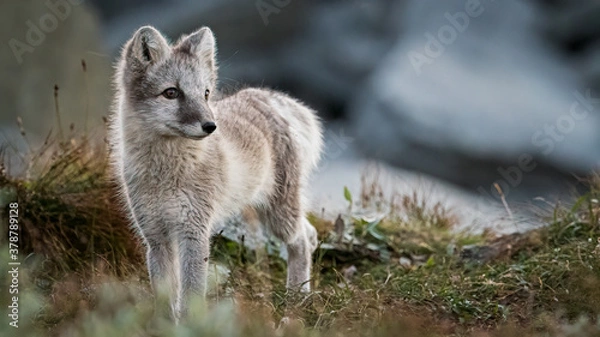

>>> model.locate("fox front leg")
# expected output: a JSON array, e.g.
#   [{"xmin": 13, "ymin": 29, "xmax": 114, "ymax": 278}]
[
  {"xmin": 176, "ymin": 221, "xmax": 212, "ymax": 319},
  {"xmin": 145, "ymin": 234, "xmax": 181, "ymax": 323}
]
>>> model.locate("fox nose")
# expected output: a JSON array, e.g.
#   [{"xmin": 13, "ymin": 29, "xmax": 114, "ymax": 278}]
[{"xmin": 202, "ymin": 121, "xmax": 217, "ymax": 134}]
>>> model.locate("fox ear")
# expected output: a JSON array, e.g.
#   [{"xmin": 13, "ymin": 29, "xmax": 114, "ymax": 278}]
[
  {"xmin": 177, "ymin": 27, "xmax": 216, "ymax": 70},
  {"xmin": 126, "ymin": 26, "xmax": 170, "ymax": 66}
]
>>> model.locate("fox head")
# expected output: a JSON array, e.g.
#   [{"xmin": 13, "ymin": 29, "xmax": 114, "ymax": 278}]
[{"xmin": 119, "ymin": 26, "xmax": 218, "ymax": 140}]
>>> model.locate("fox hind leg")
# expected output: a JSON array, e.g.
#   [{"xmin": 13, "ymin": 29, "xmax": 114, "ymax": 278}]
[
  {"xmin": 286, "ymin": 218, "xmax": 316, "ymax": 292},
  {"xmin": 261, "ymin": 206, "xmax": 317, "ymax": 292}
]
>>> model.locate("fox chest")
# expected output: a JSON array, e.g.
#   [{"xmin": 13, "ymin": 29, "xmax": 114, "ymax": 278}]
[{"xmin": 124, "ymin": 168, "xmax": 214, "ymax": 226}]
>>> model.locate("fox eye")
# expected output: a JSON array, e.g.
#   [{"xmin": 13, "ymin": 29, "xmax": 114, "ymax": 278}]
[
  {"xmin": 204, "ymin": 89, "xmax": 210, "ymax": 101},
  {"xmin": 162, "ymin": 87, "xmax": 180, "ymax": 99}
]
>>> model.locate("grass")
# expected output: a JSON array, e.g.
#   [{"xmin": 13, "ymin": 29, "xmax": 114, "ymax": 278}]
[{"xmin": 2, "ymin": 131, "xmax": 600, "ymax": 336}]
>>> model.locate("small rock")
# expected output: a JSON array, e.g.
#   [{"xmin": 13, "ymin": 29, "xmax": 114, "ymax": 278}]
[
  {"xmin": 399, "ymin": 256, "xmax": 412, "ymax": 268},
  {"xmin": 343, "ymin": 265, "xmax": 358, "ymax": 280}
]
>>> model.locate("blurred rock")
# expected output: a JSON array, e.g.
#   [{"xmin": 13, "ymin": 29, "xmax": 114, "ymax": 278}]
[
  {"xmin": 212, "ymin": 212, "xmax": 268, "ymax": 250},
  {"xmin": 537, "ymin": 0, "xmax": 600, "ymax": 93},
  {"xmin": 399, "ymin": 257, "xmax": 412, "ymax": 269},
  {"xmin": 93, "ymin": 0, "xmax": 404, "ymax": 119},
  {"xmin": 348, "ymin": 0, "xmax": 600, "ymax": 201},
  {"xmin": 460, "ymin": 230, "xmax": 544, "ymax": 264}
]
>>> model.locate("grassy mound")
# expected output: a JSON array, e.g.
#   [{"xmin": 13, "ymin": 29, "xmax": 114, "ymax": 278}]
[
  {"xmin": 2, "ymin": 134, "xmax": 600, "ymax": 336},
  {"xmin": 1, "ymin": 137, "xmax": 143, "ymax": 278}
]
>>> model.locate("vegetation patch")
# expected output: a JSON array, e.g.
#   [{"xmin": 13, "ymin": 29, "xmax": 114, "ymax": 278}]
[{"xmin": 2, "ymin": 134, "xmax": 600, "ymax": 336}]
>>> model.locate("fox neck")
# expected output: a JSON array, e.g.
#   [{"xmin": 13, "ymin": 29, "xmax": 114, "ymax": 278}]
[
  {"xmin": 129, "ymin": 132, "xmax": 207, "ymax": 158},
  {"xmin": 120, "ymin": 133, "xmax": 212, "ymax": 188}
]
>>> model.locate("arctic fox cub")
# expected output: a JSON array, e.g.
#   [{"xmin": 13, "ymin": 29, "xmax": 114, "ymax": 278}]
[{"xmin": 110, "ymin": 26, "xmax": 323, "ymax": 320}]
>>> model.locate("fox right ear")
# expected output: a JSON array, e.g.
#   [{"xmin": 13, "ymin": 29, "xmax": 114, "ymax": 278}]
[
  {"xmin": 176, "ymin": 27, "xmax": 216, "ymax": 71},
  {"xmin": 126, "ymin": 26, "xmax": 170, "ymax": 66}
]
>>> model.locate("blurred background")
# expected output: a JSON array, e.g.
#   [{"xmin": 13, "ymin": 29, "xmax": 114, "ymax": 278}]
[{"xmin": 1, "ymin": 0, "xmax": 599, "ymax": 231}]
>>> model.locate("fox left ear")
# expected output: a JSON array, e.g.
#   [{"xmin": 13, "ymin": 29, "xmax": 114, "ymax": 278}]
[{"xmin": 178, "ymin": 27, "xmax": 217, "ymax": 71}]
